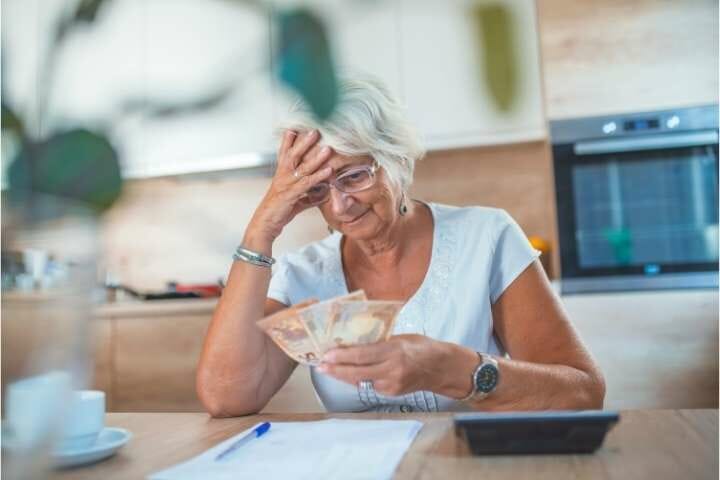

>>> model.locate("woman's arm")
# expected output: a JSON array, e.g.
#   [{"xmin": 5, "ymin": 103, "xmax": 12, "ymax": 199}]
[
  {"xmin": 196, "ymin": 130, "xmax": 334, "ymax": 417},
  {"xmin": 196, "ymin": 248, "xmax": 293, "ymax": 417},
  {"xmin": 319, "ymin": 260, "xmax": 605, "ymax": 410},
  {"xmin": 439, "ymin": 259, "xmax": 606, "ymax": 410}
]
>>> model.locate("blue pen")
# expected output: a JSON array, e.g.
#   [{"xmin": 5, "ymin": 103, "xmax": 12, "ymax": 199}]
[{"xmin": 214, "ymin": 422, "xmax": 271, "ymax": 462}]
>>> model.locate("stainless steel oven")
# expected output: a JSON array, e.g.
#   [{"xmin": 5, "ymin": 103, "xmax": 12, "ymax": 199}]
[{"xmin": 551, "ymin": 105, "xmax": 719, "ymax": 294}]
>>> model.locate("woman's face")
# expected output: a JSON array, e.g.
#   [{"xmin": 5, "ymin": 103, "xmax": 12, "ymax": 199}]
[{"xmin": 316, "ymin": 152, "xmax": 400, "ymax": 240}]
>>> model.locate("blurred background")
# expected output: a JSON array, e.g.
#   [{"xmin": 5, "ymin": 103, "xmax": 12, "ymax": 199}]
[{"xmin": 1, "ymin": 0, "xmax": 718, "ymax": 419}]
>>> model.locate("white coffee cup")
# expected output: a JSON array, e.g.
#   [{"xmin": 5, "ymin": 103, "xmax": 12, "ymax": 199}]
[{"xmin": 59, "ymin": 390, "xmax": 105, "ymax": 450}]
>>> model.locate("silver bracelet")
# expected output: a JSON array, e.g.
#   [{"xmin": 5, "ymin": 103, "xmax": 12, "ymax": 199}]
[{"xmin": 232, "ymin": 246, "xmax": 276, "ymax": 268}]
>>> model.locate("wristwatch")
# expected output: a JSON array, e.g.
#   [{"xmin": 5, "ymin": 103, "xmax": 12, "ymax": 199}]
[{"xmin": 460, "ymin": 352, "xmax": 500, "ymax": 402}]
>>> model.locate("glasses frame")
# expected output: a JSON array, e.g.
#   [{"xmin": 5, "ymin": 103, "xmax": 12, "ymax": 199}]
[{"xmin": 305, "ymin": 160, "xmax": 380, "ymax": 204}]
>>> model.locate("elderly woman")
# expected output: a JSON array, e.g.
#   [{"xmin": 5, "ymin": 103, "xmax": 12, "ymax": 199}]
[{"xmin": 196, "ymin": 77, "xmax": 605, "ymax": 416}]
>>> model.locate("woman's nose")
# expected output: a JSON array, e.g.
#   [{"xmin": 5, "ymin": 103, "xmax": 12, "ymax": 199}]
[{"xmin": 328, "ymin": 187, "xmax": 353, "ymax": 216}]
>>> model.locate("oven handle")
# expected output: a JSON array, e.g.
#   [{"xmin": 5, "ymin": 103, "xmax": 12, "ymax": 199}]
[{"xmin": 574, "ymin": 130, "xmax": 718, "ymax": 155}]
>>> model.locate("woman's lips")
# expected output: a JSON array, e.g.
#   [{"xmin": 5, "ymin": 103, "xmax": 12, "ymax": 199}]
[{"xmin": 343, "ymin": 210, "xmax": 368, "ymax": 226}]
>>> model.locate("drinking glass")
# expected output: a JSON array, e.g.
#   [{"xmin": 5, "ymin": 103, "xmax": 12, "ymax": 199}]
[{"xmin": 1, "ymin": 193, "xmax": 98, "ymax": 479}]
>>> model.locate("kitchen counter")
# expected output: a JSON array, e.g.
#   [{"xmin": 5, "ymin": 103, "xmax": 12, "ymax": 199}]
[{"xmin": 94, "ymin": 297, "xmax": 218, "ymax": 319}]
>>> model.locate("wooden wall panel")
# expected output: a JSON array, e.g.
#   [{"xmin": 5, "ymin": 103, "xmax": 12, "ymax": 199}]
[
  {"xmin": 537, "ymin": 0, "xmax": 719, "ymax": 119},
  {"xmin": 100, "ymin": 176, "xmax": 328, "ymax": 291}
]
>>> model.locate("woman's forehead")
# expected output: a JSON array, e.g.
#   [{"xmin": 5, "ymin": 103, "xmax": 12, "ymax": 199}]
[{"xmin": 327, "ymin": 152, "xmax": 373, "ymax": 171}]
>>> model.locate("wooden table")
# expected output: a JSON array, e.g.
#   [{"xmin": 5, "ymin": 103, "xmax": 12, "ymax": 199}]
[{"xmin": 53, "ymin": 410, "xmax": 718, "ymax": 479}]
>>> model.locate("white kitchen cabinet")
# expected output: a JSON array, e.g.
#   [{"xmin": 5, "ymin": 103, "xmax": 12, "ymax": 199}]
[
  {"xmin": 129, "ymin": 0, "xmax": 276, "ymax": 178},
  {"xmin": 323, "ymin": 1, "xmax": 402, "ymax": 100},
  {"xmin": 398, "ymin": 0, "xmax": 546, "ymax": 150}
]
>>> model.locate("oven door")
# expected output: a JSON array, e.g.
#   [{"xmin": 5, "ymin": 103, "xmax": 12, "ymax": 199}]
[{"xmin": 554, "ymin": 130, "xmax": 719, "ymax": 293}]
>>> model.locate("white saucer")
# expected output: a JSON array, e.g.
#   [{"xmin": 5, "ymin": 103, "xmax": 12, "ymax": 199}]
[{"xmin": 53, "ymin": 427, "xmax": 131, "ymax": 469}]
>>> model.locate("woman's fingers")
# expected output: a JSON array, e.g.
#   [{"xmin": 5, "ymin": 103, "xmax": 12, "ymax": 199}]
[
  {"xmin": 296, "ymin": 144, "xmax": 333, "ymax": 178},
  {"xmin": 277, "ymin": 129, "xmax": 297, "ymax": 165},
  {"xmin": 317, "ymin": 362, "xmax": 387, "ymax": 386},
  {"xmin": 317, "ymin": 361, "xmax": 407, "ymax": 396},
  {"xmin": 287, "ymin": 130, "xmax": 320, "ymax": 170},
  {"xmin": 288, "ymin": 166, "xmax": 333, "ymax": 199},
  {"xmin": 322, "ymin": 342, "xmax": 393, "ymax": 366},
  {"xmin": 278, "ymin": 130, "xmax": 333, "ymax": 181}
]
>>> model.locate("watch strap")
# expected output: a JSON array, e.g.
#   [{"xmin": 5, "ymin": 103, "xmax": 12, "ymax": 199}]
[{"xmin": 458, "ymin": 352, "xmax": 483, "ymax": 402}]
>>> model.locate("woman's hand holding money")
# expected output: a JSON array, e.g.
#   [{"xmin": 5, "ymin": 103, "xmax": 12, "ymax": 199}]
[{"xmin": 318, "ymin": 334, "xmax": 479, "ymax": 400}]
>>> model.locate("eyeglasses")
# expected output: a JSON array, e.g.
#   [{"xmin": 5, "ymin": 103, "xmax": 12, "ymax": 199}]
[{"xmin": 303, "ymin": 161, "xmax": 379, "ymax": 205}]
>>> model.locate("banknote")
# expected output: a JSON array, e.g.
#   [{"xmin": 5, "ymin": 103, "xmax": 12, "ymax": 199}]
[
  {"xmin": 325, "ymin": 300, "xmax": 403, "ymax": 348},
  {"xmin": 257, "ymin": 291, "xmax": 404, "ymax": 365},
  {"xmin": 299, "ymin": 290, "xmax": 368, "ymax": 351},
  {"xmin": 256, "ymin": 300, "xmax": 322, "ymax": 364}
]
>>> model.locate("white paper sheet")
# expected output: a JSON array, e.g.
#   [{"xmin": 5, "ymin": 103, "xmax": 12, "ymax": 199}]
[{"xmin": 148, "ymin": 419, "xmax": 423, "ymax": 480}]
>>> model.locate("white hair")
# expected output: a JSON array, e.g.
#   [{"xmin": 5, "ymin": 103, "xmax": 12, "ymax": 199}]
[{"xmin": 280, "ymin": 74, "xmax": 425, "ymax": 191}]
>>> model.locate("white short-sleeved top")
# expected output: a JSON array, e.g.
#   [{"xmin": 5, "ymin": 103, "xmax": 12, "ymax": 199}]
[{"xmin": 267, "ymin": 202, "xmax": 540, "ymax": 413}]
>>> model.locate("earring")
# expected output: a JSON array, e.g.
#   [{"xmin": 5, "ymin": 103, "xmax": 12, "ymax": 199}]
[
  {"xmin": 399, "ymin": 193, "xmax": 408, "ymax": 216},
  {"xmin": 327, "ymin": 225, "xmax": 334, "ymax": 234}
]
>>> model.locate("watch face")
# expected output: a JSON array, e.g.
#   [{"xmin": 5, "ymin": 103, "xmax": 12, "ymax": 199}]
[{"xmin": 475, "ymin": 364, "xmax": 499, "ymax": 394}]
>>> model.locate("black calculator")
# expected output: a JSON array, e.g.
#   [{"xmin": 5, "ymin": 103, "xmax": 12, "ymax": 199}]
[{"xmin": 454, "ymin": 410, "xmax": 620, "ymax": 455}]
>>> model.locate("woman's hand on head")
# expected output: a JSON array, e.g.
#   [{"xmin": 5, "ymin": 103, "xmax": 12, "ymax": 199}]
[
  {"xmin": 247, "ymin": 130, "xmax": 334, "ymax": 244},
  {"xmin": 318, "ymin": 334, "xmax": 456, "ymax": 397}
]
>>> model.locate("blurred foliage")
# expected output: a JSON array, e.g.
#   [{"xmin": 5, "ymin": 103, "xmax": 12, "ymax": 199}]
[
  {"xmin": 1, "ymin": 104, "xmax": 25, "ymax": 140},
  {"xmin": 277, "ymin": 9, "xmax": 339, "ymax": 121},
  {"xmin": 7, "ymin": 130, "xmax": 122, "ymax": 214},
  {"xmin": 472, "ymin": 3, "xmax": 518, "ymax": 112},
  {"xmin": 72, "ymin": 0, "xmax": 110, "ymax": 23},
  {"xmin": 120, "ymin": 84, "xmax": 236, "ymax": 119},
  {"xmin": 54, "ymin": 0, "xmax": 112, "ymax": 47},
  {"xmin": 3, "ymin": 0, "xmax": 339, "ymax": 216}
]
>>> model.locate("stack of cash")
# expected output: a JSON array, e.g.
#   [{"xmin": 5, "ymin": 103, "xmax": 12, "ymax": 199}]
[{"xmin": 257, "ymin": 291, "xmax": 403, "ymax": 365}]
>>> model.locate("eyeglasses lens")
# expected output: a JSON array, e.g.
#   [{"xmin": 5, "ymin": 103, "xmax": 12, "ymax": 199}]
[
  {"xmin": 304, "ymin": 167, "xmax": 375, "ymax": 204},
  {"xmin": 337, "ymin": 170, "xmax": 372, "ymax": 192}
]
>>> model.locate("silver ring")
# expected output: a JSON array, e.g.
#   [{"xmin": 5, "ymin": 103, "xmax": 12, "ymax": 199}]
[
  {"xmin": 293, "ymin": 169, "xmax": 303, "ymax": 179},
  {"xmin": 358, "ymin": 380, "xmax": 374, "ymax": 391}
]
